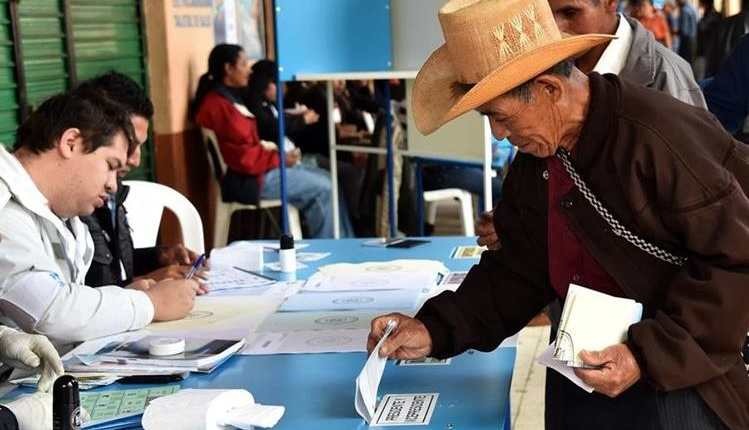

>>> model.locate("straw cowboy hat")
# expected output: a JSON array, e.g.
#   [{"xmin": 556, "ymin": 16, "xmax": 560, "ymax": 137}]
[{"xmin": 412, "ymin": 0, "xmax": 615, "ymax": 135}]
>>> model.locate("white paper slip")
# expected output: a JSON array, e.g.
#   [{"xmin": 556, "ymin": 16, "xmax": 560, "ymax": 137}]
[
  {"xmin": 265, "ymin": 261, "xmax": 308, "ymax": 272},
  {"xmin": 256, "ymin": 310, "xmax": 412, "ymax": 333},
  {"xmin": 441, "ymin": 271, "xmax": 468, "ymax": 287},
  {"xmin": 296, "ymin": 252, "xmax": 331, "ymax": 263},
  {"xmin": 371, "ymin": 393, "xmax": 439, "ymax": 426},
  {"xmin": 355, "ymin": 320, "xmax": 396, "ymax": 423},
  {"xmin": 396, "ymin": 357, "xmax": 451, "ymax": 366},
  {"xmin": 210, "ymin": 242, "xmax": 264, "ymax": 271},
  {"xmin": 537, "ymin": 344, "xmax": 594, "ymax": 393},
  {"xmin": 304, "ymin": 260, "xmax": 448, "ymax": 292},
  {"xmin": 241, "ymin": 329, "xmax": 369, "ymax": 355},
  {"xmin": 279, "ymin": 289, "xmax": 422, "ymax": 312}
]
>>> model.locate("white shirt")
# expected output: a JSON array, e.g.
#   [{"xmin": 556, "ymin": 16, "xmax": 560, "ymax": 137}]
[
  {"xmin": 0, "ymin": 146, "xmax": 154, "ymax": 346},
  {"xmin": 593, "ymin": 14, "xmax": 634, "ymax": 76}
]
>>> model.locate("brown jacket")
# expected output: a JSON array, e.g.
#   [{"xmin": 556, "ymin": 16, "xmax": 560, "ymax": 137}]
[{"xmin": 416, "ymin": 73, "xmax": 749, "ymax": 429}]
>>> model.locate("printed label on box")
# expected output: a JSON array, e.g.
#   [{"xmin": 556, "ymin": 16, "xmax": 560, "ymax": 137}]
[
  {"xmin": 372, "ymin": 393, "xmax": 439, "ymax": 426},
  {"xmin": 396, "ymin": 357, "xmax": 452, "ymax": 366}
]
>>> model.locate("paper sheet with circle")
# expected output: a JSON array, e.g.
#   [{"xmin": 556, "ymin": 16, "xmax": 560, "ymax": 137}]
[
  {"xmin": 303, "ymin": 260, "xmax": 448, "ymax": 292},
  {"xmin": 241, "ymin": 329, "xmax": 369, "ymax": 354},
  {"xmin": 256, "ymin": 310, "xmax": 414, "ymax": 333},
  {"xmin": 279, "ymin": 289, "xmax": 423, "ymax": 312}
]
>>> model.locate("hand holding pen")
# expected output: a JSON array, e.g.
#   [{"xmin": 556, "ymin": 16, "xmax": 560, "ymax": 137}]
[{"xmin": 185, "ymin": 253, "xmax": 207, "ymax": 280}]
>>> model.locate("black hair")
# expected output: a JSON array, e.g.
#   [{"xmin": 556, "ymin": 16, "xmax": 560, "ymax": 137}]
[
  {"xmin": 508, "ymin": 60, "xmax": 574, "ymax": 103},
  {"xmin": 191, "ymin": 43, "xmax": 245, "ymax": 118},
  {"xmin": 13, "ymin": 89, "xmax": 136, "ymax": 155},
  {"xmin": 74, "ymin": 71, "xmax": 154, "ymax": 120},
  {"xmin": 247, "ymin": 60, "xmax": 278, "ymax": 101}
]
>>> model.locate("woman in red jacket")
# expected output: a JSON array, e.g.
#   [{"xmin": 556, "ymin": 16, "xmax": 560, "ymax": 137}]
[{"xmin": 193, "ymin": 44, "xmax": 352, "ymax": 238}]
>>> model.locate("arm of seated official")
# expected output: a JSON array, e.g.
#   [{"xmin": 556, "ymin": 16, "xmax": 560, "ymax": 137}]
[{"xmin": 129, "ymin": 273, "xmax": 209, "ymax": 295}]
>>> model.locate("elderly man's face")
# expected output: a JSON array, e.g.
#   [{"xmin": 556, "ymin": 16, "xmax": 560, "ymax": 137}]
[
  {"xmin": 478, "ymin": 84, "xmax": 565, "ymax": 159},
  {"xmin": 549, "ymin": 0, "xmax": 617, "ymax": 35}
]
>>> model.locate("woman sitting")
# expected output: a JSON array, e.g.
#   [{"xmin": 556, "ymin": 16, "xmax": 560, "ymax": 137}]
[{"xmin": 193, "ymin": 44, "xmax": 353, "ymax": 238}]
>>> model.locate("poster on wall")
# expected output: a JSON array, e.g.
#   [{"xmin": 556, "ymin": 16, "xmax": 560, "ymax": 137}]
[{"xmin": 213, "ymin": 0, "xmax": 266, "ymax": 60}]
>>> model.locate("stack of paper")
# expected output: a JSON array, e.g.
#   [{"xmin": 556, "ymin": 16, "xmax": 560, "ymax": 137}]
[
  {"xmin": 63, "ymin": 332, "xmax": 245, "ymax": 375},
  {"xmin": 303, "ymin": 260, "xmax": 447, "ymax": 293},
  {"xmin": 537, "ymin": 284, "xmax": 642, "ymax": 392}
]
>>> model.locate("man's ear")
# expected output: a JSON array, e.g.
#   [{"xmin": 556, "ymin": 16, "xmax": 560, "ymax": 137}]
[
  {"xmin": 57, "ymin": 128, "xmax": 82, "ymax": 159},
  {"xmin": 533, "ymin": 74, "xmax": 564, "ymax": 103},
  {"xmin": 604, "ymin": 0, "xmax": 618, "ymax": 13}
]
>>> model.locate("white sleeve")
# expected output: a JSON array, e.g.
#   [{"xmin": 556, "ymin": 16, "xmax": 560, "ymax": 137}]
[{"xmin": 0, "ymin": 202, "xmax": 154, "ymax": 344}]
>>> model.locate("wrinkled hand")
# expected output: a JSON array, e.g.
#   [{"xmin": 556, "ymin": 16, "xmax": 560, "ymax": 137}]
[
  {"xmin": 475, "ymin": 210, "xmax": 500, "ymax": 250},
  {"xmin": 157, "ymin": 245, "xmax": 199, "ymax": 266},
  {"xmin": 574, "ymin": 343, "xmax": 641, "ymax": 397},
  {"xmin": 285, "ymin": 148, "xmax": 302, "ymax": 167},
  {"xmin": 6, "ymin": 392, "xmax": 90, "ymax": 430},
  {"xmin": 367, "ymin": 313, "xmax": 433, "ymax": 360},
  {"xmin": 0, "ymin": 327, "xmax": 63, "ymax": 393}
]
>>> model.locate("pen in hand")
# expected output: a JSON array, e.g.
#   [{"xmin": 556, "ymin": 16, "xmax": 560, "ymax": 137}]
[{"xmin": 185, "ymin": 253, "xmax": 206, "ymax": 280}]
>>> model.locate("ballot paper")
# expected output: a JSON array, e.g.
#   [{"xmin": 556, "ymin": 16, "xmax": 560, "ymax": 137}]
[
  {"xmin": 451, "ymin": 245, "xmax": 487, "ymax": 259},
  {"xmin": 142, "ymin": 389, "xmax": 284, "ymax": 430},
  {"xmin": 205, "ymin": 267, "xmax": 275, "ymax": 293},
  {"xmin": 241, "ymin": 329, "xmax": 368, "ymax": 355},
  {"xmin": 279, "ymin": 289, "xmax": 423, "ymax": 312},
  {"xmin": 295, "ymin": 252, "xmax": 331, "ymax": 263},
  {"xmin": 355, "ymin": 320, "xmax": 397, "ymax": 423},
  {"xmin": 537, "ymin": 345, "xmax": 594, "ymax": 393},
  {"xmin": 554, "ymin": 284, "xmax": 643, "ymax": 367},
  {"xmin": 303, "ymin": 260, "xmax": 448, "ymax": 292}
]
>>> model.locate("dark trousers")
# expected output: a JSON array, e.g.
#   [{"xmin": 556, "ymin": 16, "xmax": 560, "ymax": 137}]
[{"xmin": 545, "ymin": 361, "xmax": 728, "ymax": 429}]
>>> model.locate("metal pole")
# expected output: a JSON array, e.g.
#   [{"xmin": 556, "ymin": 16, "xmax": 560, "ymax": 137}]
[
  {"xmin": 272, "ymin": 0, "xmax": 288, "ymax": 234},
  {"xmin": 383, "ymin": 81, "xmax": 397, "ymax": 238},
  {"xmin": 326, "ymin": 81, "xmax": 340, "ymax": 238}
]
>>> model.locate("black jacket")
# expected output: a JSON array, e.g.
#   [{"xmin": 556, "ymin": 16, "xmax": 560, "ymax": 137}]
[{"xmin": 81, "ymin": 183, "xmax": 160, "ymax": 287}]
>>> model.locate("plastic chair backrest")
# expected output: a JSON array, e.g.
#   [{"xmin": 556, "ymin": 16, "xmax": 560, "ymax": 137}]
[
  {"xmin": 201, "ymin": 128, "xmax": 227, "ymax": 181},
  {"xmin": 122, "ymin": 180, "xmax": 205, "ymax": 254}
]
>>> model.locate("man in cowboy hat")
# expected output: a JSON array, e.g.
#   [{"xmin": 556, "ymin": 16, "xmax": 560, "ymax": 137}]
[
  {"xmin": 475, "ymin": 0, "xmax": 705, "ymax": 250},
  {"xmin": 368, "ymin": 0, "xmax": 749, "ymax": 428}
]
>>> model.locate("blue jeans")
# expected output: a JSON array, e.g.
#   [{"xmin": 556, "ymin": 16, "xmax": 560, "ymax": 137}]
[{"xmin": 261, "ymin": 165, "xmax": 353, "ymax": 238}]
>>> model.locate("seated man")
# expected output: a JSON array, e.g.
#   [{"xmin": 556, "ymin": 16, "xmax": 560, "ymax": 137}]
[
  {"xmin": 0, "ymin": 89, "xmax": 198, "ymax": 345},
  {"xmin": 75, "ymin": 72, "xmax": 207, "ymax": 288},
  {"xmin": 371, "ymin": 1, "xmax": 748, "ymax": 428}
]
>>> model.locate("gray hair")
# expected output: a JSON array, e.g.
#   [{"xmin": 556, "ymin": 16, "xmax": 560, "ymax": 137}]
[{"xmin": 507, "ymin": 60, "xmax": 574, "ymax": 103}]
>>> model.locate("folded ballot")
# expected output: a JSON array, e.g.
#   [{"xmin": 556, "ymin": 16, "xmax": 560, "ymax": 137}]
[{"xmin": 553, "ymin": 284, "xmax": 643, "ymax": 368}]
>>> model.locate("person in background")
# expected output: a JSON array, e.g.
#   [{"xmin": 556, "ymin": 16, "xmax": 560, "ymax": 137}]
[
  {"xmin": 631, "ymin": 0, "xmax": 673, "ymax": 48},
  {"xmin": 476, "ymin": 0, "xmax": 705, "ymax": 251},
  {"xmin": 702, "ymin": 34, "xmax": 749, "ymax": 137},
  {"xmin": 675, "ymin": 0, "xmax": 698, "ymax": 63},
  {"xmin": 705, "ymin": 0, "xmax": 749, "ymax": 77},
  {"xmin": 696, "ymin": 0, "xmax": 722, "ymax": 80},
  {"xmin": 0, "ymin": 90, "xmax": 198, "ymax": 345},
  {"xmin": 662, "ymin": 0, "xmax": 680, "ymax": 53},
  {"xmin": 193, "ymin": 44, "xmax": 353, "ymax": 238},
  {"xmin": 76, "ymin": 72, "xmax": 208, "ymax": 289}
]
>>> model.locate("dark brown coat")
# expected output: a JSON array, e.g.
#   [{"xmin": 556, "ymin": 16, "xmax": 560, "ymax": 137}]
[{"xmin": 416, "ymin": 73, "xmax": 749, "ymax": 429}]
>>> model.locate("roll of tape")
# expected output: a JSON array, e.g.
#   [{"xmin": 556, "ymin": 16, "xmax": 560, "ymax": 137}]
[{"xmin": 148, "ymin": 337, "xmax": 186, "ymax": 356}]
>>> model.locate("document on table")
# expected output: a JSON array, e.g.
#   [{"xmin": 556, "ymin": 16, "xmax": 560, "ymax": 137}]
[
  {"xmin": 204, "ymin": 267, "xmax": 275, "ymax": 293},
  {"xmin": 451, "ymin": 245, "xmax": 487, "ymax": 259},
  {"xmin": 241, "ymin": 329, "xmax": 369, "ymax": 355},
  {"xmin": 279, "ymin": 289, "xmax": 423, "ymax": 312},
  {"xmin": 355, "ymin": 320, "xmax": 396, "ymax": 423},
  {"xmin": 256, "ymin": 310, "xmax": 413, "ymax": 333},
  {"xmin": 210, "ymin": 242, "xmax": 263, "ymax": 271},
  {"xmin": 303, "ymin": 260, "xmax": 448, "ymax": 292},
  {"xmin": 81, "ymin": 384, "xmax": 180, "ymax": 428}
]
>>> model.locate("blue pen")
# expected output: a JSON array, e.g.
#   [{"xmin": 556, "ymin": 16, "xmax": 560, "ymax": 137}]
[{"xmin": 185, "ymin": 253, "xmax": 206, "ymax": 280}]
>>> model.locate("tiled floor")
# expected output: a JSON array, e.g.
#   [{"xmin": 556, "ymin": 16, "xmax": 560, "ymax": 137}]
[{"xmin": 431, "ymin": 199, "xmax": 548, "ymax": 430}]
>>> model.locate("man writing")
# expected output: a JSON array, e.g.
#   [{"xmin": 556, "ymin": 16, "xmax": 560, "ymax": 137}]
[
  {"xmin": 0, "ymin": 89, "xmax": 198, "ymax": 345},
  {"xmin": 476, "ymin": 0, "xmax": 705, "ymax": 249},
  {"xmin": 369, "ymin": 0, "xmax": 749, "ymax": 428},
  {"xmin": 76, "ymin": 72, "xmax": 208, "ymax": 288}
]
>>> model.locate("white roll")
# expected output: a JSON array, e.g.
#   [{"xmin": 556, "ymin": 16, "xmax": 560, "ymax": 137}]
[
  {"xmin": 148, "ymin": 337, "xmax": 186, "ymax": 356},
  {"xmin": 142, "ymin": 389, "xmax": 255, "ymax": 430}
]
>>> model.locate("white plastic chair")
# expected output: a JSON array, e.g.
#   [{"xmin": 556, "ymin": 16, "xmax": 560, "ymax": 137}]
[
  {"xmin": 122, "ymin": 180, "xmax": 205, "ymax": 254},
  {"xmin": 201, "ymin": 128, "xmax": 302, "ymax": 248},
  {"xmin": 424, "ymin": 188, "xmax": 475, "ymax": 236}
]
